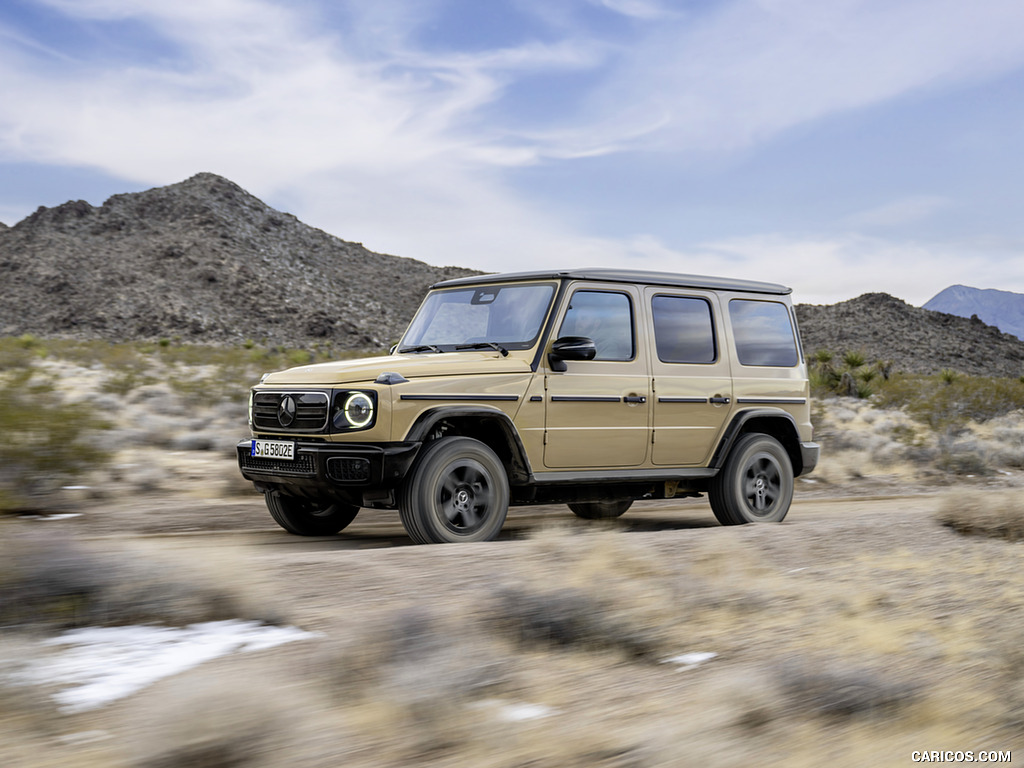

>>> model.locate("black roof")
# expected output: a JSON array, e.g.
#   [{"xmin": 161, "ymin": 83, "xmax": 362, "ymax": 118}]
[{"xmin": 432, "ymin": 268, "xmax": 791, "ymax": 295}]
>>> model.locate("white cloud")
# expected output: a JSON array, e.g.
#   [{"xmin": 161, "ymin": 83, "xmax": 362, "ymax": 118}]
[
  {"xmin": 688, "ymin": 233, "xmax": 1024, "ymax": 306},
  {"xmin": 588, "ymin": 0, "xmax": 675, "ymax": 20},
  {"xmin": 2, "ymin": 0, "xmax": 1024, "ymax": 304},
  {"xmin": 844, "ymin": 196, "xmax": 952, "ymax": 229},
  {"xmin": 563, "ymin": 0, "xmax": 1024, "ymax": 156}
]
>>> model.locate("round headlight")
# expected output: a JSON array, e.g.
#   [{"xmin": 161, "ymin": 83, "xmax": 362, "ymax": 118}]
[{"xmin": 342, "ymin": 392, "xmax": 374, "ymax": 429}]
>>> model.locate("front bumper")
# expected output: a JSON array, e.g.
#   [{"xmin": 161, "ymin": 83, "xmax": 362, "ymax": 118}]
[{"xmin": 236, "ymin": 439, "xmax": 421, "ymax": 491}]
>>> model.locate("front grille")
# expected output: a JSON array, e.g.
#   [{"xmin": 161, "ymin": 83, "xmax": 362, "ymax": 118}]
[
  {"xmin": 327, "ymin": 457, "xmax": 371, "ymax": 483},
  {"xmin": 240, "ymin": 451, "xmax": 316, "ymax": 477},
  {"xmin": 252, "ymin": 391, "xmax": 329, "ymax": 432}
]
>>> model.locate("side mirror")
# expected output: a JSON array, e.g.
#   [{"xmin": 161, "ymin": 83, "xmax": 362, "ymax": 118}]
[{"xmin": 548, "ymin": 336, "xmax": 596, "ymax": 372}]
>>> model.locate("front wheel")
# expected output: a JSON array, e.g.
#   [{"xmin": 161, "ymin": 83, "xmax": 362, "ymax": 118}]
[
  {"xmin": 265, "ymin": 492, "xmax": 360, "ymax": 536},
  {"xmin": 399, "ymin": 437, "xmax": 509, "ymax": 544},
  {"xmin": 709, "ymin": 434, "xmax": 793, "ymax": 525},
  {"xmin": 568, "ymin": 499, "xmax": 633, "ymax": 520}
]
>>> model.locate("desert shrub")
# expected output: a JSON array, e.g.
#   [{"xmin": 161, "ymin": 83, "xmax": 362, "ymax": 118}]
[
  {"xmin": 857, "ymin": 367, "xmax": 877, "ymax": 384},
  {"xmin": 327, "ymin": 607, "xmax": 508, "ymax": 705},
  {"xmin": 935, "ymin": 445, "xmax": 989, "ymax": 475},
  {"xmin": 842, "ymin": 350, "xmax": 867, "ymax": 369},
  {"xmin": 808, "ymin": 366, "xmax": 839, "ymax": 393},
  {"xmin": 100, "ymin": 368, "xmax": 156, "ymax": 395},
  {"xmin": 321, "ymin": 606, "xmax": 511, "ymax": 759},
  {"xmin": 991, "ymin": 420, "xmax": 1024, "ymax": 468},
  {"xmin": 875, "ymin": 373, "xmax": 1024, "ymax": 430},
  {"xmin": 487, "ymin": 586, "xmax": 658, "ymax": 659},
  {"xmin": 0, "ymin": 533, "xmax": 246, "ymax": 629},
  {"xmin": 0, "ymin": 370, "xmax": 111, "ymax": 512},
  {"xmin": 125, "ymin": 675, "xmax": 293, "ymax": 768},
  {"xmin": 810, "ymin": 349, "xmax": 875, "ymax": 398},
  {"xmin": 937, "ymin": 492, "xmax": 1024, "ymax": 542},
  {"xmin": 0, "ymin": 337, "xmax": 39, "ymax": 370},
  {"xmin": 777, "ymin": 660, "xmax": 920, "ymax": 718}
]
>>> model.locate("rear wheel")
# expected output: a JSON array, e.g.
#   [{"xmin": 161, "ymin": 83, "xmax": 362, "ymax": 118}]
[
  {"xmin": 568, "ymin": 499, "xmax": 633, "ymax": 520},
  {"xmin": 399, "ymin": 437, "xmax": 509, "ymax": 544},
  {"xmin": 709, "ymin": 434, "xmax": 793, "ymax": 525},
  {"xmin": 265, "ymin": 492, "xmax": 360, "ymax": 536}
]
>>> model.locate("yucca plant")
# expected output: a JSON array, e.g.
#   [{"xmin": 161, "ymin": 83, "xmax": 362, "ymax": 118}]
[{"xmin": 842, "ymin": 350, "xmax": 867, "ymax": 369}]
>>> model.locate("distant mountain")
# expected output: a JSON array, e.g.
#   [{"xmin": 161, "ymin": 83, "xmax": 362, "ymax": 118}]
[
  {"xmin": 0, "ymin": 173, "xmax": 475, "ymax": 348},
  {"xmin": 923, "ymin": 285, "xmax": 1024, "ymax": 341},
  {"xmin": 796, "ymin": 292, "xmax": 1024, "ymax": 378}
]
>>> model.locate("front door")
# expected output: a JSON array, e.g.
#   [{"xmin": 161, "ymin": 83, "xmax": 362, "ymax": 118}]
[{"xmin": 543, "ymin": 284, "xmax": 651, "ymax": 468}]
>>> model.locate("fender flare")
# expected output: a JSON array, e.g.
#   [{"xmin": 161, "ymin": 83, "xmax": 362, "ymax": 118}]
[
  {"xmin": 404, "ymin": 405, "xmax": 534, "ymax": 483},
  {"xmin": 710, "ymin": 408, "xmax": 803, "ymax": 473}
]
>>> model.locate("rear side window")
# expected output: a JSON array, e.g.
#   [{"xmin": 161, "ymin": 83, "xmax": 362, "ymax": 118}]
[
  {"xmin": 651, "ymin": 295, "xmax": 716, "ymax": 364},
  {"xmin": 729, "ymin": 299, "xmax": 799, "ymax": 367},
  {"xmin": 558, "ymin": 290, "xmax": 635, "ymax": 361}
]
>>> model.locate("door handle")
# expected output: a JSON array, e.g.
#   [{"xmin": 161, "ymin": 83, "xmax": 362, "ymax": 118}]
[
  {"xmin": 624, "ymin": 395, "xmax": 647, "ymax": 404},
  {"xmin": 709, "ymin": 396, "xmax": 730, "ymax": 405}
]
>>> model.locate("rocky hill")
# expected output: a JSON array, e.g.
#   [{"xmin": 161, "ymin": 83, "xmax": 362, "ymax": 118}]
[
  {"xmin": 0, "ymin": 173, "xmax": 474, "ymax": 348},
  {"xmin": 924, "ymin": 284, "xmax": 1024, "ymax": 341},
  {"xmin": 796, "ymin": 292, "xmax": 1024, "ymax": 378},
  {"xmin": 3, "ymin": 173, "xmax": 1024, "ymax": 378}
]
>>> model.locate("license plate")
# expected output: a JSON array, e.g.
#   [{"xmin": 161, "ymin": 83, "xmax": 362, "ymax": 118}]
[{"xmin": 251, "ymin": 439, "xmax": 295, "ymax": 460}]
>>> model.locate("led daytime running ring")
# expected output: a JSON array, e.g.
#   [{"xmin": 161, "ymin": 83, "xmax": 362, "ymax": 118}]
[{"xmin": 343, "ymin": 392, "xmax": 374, "ymax": 429}]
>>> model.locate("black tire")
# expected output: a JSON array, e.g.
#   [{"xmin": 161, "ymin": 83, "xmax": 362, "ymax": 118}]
[
  {"xmin": 265, "ymin": 492, "xmax": 360, "ymax": 536},
  {"xmin": 568, "ymin": 499, "xmax": 633, "ymax": 520},
  {"xmin": 709, "ymin": 433, "xmax": 793, "ymax": 525},
  {"xmin": 398, "ymin": 437, "xmax": 509, "ymax": 544}
]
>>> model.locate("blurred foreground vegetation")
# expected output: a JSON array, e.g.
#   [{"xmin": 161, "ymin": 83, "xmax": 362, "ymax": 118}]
[{"xmin": 0, "ymin": 334, "xmax": 377, "ymax": 512}]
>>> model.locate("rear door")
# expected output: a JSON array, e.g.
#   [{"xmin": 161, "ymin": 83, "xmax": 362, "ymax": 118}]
[{"xmin": 644, "ymin": 288, "xmax": 734, "ymax": 466}]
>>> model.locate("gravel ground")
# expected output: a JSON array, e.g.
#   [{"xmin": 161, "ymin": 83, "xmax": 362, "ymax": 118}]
[{"xmin": 4, "ymin": 478, "xmax": 1021, "ymax": 768}]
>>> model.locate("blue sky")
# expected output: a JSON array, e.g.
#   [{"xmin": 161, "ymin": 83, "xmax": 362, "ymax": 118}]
[{"xmin": 2, "ymin": 0, "xmax": 1024, "ymax": 305}]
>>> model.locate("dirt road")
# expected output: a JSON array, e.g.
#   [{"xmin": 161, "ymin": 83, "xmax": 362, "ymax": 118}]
[{"xmin": 7, "ymin": 486, "xmax": 1021, "ymax": 768}]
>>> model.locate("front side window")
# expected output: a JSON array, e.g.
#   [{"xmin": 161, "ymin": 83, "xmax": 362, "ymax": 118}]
[
  {"xmin": 729, "ymin": 299, "xmax": 799, "ymax": 367},
  {"xmin": 557, "ymin": 290, "xmax": 634, "ymax": 361},
  {"xmin": 400, "ymin": 283, "xmax": 555, "ymax": 350},
  {"xmin": 651, "ymin": 295, "xmax": 716, "ymax": 364}
]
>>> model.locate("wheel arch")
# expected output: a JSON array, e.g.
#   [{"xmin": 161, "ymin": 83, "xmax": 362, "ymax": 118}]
[
  {"xmin": 404, "ymin": 406, "xmax": 532, "ymax": 484},
  {"xmin": 711, "ymin": 408, "xmax": 804, "ymax": 475}
]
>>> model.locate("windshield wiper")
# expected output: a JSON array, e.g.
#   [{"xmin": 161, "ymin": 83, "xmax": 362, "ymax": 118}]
[
  {"xmin": 455, "ymin": 342, "xmax": 509, "ymax": 357},
  {"xmin": 398, "ymin": 344, "xmax": 444, "ymax": 354}
]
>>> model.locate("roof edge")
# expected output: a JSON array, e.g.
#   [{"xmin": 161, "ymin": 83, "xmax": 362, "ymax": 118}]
[{"xmin": 432, "ymin": 268, "xmax": 792, "ymax": 295}]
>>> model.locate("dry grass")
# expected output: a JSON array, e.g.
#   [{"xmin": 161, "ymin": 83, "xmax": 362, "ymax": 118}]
[
  {"xmin": 0, "ymin": 528, "xmax": 266, "ymax": 630},
  {"xmin": 811, "ymin": 396, "xmax": 1024, "ymax": 489},
  {"xmin": 937, "ymin": 491, "xmax": 1024, "ymax": 541},
  {"xmin": 2, "ymin": 513, "xmax": 1024, "ymax": 767}
]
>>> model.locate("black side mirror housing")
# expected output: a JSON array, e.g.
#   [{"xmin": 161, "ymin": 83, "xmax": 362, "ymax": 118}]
[{"xmin": 548, "ymin": 336, "xmax": 597, "ymax": 372}]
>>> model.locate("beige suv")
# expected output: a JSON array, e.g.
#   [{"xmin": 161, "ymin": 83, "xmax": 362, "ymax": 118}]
[{"xmin": 237, "ymin": 269, "xmax": 819, "ymax": 543}]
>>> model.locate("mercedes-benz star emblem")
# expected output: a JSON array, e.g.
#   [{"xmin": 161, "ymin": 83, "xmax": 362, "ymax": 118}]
[{"xmin": 278, "ymin": 395, "xmax": 297, "ymax": 427}]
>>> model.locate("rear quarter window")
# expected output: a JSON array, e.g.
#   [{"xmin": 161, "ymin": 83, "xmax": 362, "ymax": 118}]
[{"xmin": 729, "ymin": 299, "xmax": 799, "ymax": 367}]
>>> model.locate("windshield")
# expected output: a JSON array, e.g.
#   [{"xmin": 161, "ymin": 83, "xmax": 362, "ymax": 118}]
[{"xmin": 400, "ymin": 282, "xmax": 556, "ymax": 351}]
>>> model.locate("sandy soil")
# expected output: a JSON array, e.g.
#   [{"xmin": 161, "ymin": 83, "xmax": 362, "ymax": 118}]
[{"xmin": 4, "ymin": 471, "xmax": 1022, "ymax": 768}]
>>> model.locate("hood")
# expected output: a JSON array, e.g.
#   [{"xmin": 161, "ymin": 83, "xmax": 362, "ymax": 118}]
[{"xmin": 259, "ymin": 351, "xmax": 533, "ymax": 386}]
